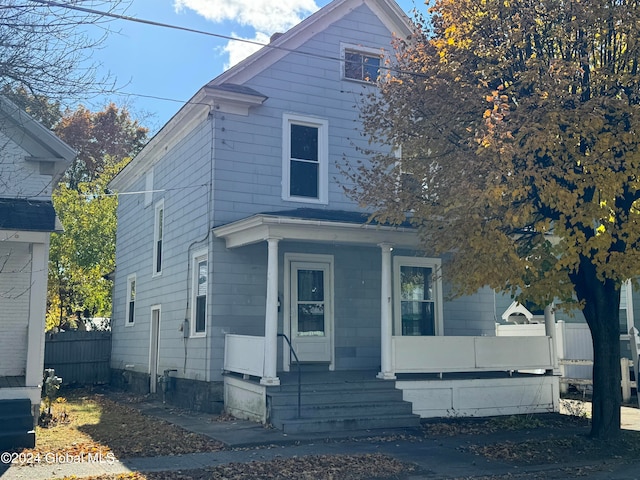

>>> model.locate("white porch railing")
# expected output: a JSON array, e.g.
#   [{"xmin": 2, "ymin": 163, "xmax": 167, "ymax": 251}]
[
  {"xmin": 391, "ymin": 335, "xmax": 555, "ymax": 374},
  {"xmin": 224, "ymin": 333, "xmax": 556, "ymax": 378},
  {"xmin": 224, "ymin": 334, "xmax": 265, "ymax": 378}
]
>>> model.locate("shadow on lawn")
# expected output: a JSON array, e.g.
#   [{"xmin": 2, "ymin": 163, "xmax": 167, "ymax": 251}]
[{"xmin": 74, "ymin": 390, "xmax": 224, "ymax": 459}]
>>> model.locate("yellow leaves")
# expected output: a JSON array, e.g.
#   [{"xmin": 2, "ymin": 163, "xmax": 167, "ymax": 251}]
[{"xmin": 596, "ymin": 224, "xmax": 606, "ymax": 235}]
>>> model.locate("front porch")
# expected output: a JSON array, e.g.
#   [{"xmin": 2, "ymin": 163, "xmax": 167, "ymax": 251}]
[
  {"xmin": 223, "ymin": 333, "xmax": 560, "ymax": 432},
  {"xmin": 214, "ymin": 210, "xmax": 560, "ymax": 432}
]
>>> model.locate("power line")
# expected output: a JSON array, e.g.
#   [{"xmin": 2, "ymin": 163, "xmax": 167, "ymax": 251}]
[
  {"xmin": 29, "ymin": 0, "xmax": 355, "ymax": 64},
  {"xmin": 28, "ymin": 0, "xmax": 427, "ymax": 82}
]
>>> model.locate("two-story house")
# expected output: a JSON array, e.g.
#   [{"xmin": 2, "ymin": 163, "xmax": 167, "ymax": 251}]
[
  {"xmin": 0, "ymin": 96, "xmax": 74, "ymax": 449},
  {"xmin": 109, "ymin": 0, "xmax": 560, "ymax": 433}
]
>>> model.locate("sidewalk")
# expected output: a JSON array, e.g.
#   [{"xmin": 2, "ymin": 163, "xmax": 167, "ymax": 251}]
[{"xmin": 1, "ymin": 401, "xmax": 639, "ymax": 479}]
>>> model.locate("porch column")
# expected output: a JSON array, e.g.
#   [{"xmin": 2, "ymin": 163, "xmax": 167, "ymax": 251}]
[
  {"xmin": 544, "ymin": 304, "xmax": 558, "ymax": 374},
  {"xmin": 26, "ymin": 240, "xmax": 48, "ymax": 393},
  {"xmin": 261, "ymin": 237, "xmax": 281, "ymax": 386},
  {"xmin": 378, "ymin": 243, "xmax": 396, "ymax": 380}
]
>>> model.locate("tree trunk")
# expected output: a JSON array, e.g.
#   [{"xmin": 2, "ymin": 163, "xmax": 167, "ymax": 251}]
[{"xmin": 570, "ymin": 254, "xmax": 621, "ymax": 439}]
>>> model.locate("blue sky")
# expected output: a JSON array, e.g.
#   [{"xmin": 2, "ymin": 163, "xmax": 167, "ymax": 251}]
[{"xmin": 86, "ymin": 0, "xmax": 423, "ymax": 132}]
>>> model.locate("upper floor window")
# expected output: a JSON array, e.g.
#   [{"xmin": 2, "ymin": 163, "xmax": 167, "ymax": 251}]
[
  {"xmin": 282, "ymin": 113, "xmax": 328, "ymax": 204},
  {"xmin": 153, "ymin": 200, "xmax": 164, "ymax": 276},
  {"xmin": 191, "ymin": 250, "xmax": 208, "ymax": 336},
  {"xmin": 126, "ymin": 274, "xmax": 136, "ymax": 326},
  {"xmin": 393, "ymin": 257, "xmax": 443, "ymax": 336},
  {"xmin": 342, "ymin": 43, "xmax": 383, "ymax": 83}
]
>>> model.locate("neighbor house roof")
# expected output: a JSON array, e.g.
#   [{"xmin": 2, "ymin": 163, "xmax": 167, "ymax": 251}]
[
  {"xmin": 0, "ymin": 198, "xmax": 59, "ymax": 232},
  {"xmin": 0, "ymin": 96, "xmax": 75, "ymax": 187}
]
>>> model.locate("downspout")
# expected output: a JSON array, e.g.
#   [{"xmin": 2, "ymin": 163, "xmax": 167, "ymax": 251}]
[
  {"xmin": 182, "ymin": 107, "xmax": 215, "ymax": 378},
  {"xmin": 205, "ymin": 107, "xmax": 216, "ymax": 383}
]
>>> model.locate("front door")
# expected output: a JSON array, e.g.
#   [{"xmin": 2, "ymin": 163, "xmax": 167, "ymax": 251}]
[{"xmin": 290, "ymin": 261, "xmax": 332, "ymax": 363}]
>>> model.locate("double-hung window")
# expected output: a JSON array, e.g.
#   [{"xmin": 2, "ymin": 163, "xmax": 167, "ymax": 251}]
[
  {"xmin": 153, "ymin": 200, "xmax": 164, "ymax": 276},
  {"xmin": 393, "ymin": 257, "xmax": 443, "ymax": 336},
  {"xmin": 125, "ymin": 274, "xmax": 136, "ymax": 326},
  {"xmin": 342, "ymin": 43, "xmax": 383, "ymax": 83},
  {"xmin": 191, "ymin": 250, "xmax": 208, "ymax": 336},
  {"xmin": 282, "ymin": 114, "xmax": 328, "ymax": 204}
]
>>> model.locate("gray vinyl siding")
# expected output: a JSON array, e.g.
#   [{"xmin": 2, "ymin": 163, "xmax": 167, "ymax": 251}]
[
  {"xmin": 111, "ymin": 119, "xmax": 213, "ymax": 381},
  {"xmin": 111, "ymin": 2, "xmax": 505, "ymax": 383},
  {"xmin": 211, "ymin": 4, "xmax": 393, "ymax": 225}
]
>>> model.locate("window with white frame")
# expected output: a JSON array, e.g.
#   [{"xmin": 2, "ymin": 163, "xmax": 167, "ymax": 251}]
[
  {"xmin": 393, "ymin": 257, "xmax": 442, "ymax": 336},
  {"xmin": 191, "ymin": 250, "xmax": 208, "ymax": 336},
  {"xmin": 126, "ymin": 274, "xmax": 136, "ymax": 326},
  {"xmin": 282, "ymin": 113, "xmax": 328, "ymax": 204},
  {"xmin": 342, "ymin": 43, "xmax": 383, "ymax": 83},
  {"xmin": 153, "ymin": 200, "xmax": 164, "ymax": 276}
]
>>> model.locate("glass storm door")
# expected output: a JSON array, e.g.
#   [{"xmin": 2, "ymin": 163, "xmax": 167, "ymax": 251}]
[{"xmin": 291, "ymin": 262, "xmax": 332, "ymax": 362}]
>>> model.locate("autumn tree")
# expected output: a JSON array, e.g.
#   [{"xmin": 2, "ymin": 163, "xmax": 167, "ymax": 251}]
[
  {"xmin": 55, "ymin": 103, "xmax": 148, "ymax": 189},
  {"xmin": 47, "ymin": 103, "xmax": 148, "ymax": 330},
  {"xmin": 47, "ymin": 157, "xmax": 127, "ymax": 331},
  {"xmin": 346, "ymin": 0, "xmax": 640, "ymax": 439}
]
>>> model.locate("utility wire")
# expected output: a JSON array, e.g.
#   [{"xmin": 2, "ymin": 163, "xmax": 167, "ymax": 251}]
[{"xmin": 28, "ymin": 0, "xmax": 427, "ymax": 80}]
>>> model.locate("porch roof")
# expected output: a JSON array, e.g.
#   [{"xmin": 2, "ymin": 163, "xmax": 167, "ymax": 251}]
[
  {"xmin": 0, "ymin": 198, "xmax": 59, "ymax": 232},
  {"xmin": 213, "ymin": 208, "xmax": 420, "ymax": 249}
]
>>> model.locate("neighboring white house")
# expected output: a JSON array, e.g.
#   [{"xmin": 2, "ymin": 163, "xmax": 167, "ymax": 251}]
[
  {"xmin": 0, "ymin": 96, "xmax": 74, "ymax": 449},
  {"xmin": 109, "ymin": 0, "xmax": 560, "ymax": 433}
]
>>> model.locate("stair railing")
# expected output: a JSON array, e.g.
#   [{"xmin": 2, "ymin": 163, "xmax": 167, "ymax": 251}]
[{"xmin": 277, "ymin": 333, "xmax": 301, "ymax": 419}]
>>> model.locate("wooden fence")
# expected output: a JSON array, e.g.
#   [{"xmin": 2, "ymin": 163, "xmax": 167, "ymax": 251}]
[{"xmin": 44, "ymin": 331, "xmax": 111, "ymax": 385}]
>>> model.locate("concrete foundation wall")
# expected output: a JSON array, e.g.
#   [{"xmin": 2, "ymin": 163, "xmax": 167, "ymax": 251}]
[
  {"xmin": 111, "ymin": 368, "xmax": 223, "ymax": 414},
  {"xmin": 397, "ymin": 375, "xmax": 560, "ymax": 418}
]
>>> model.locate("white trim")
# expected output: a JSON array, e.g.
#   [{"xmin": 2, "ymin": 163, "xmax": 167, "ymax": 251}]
[
  {"xmin": 190, "ymin": 248, "xmax": 208, "ymax": 338},
  {"xmin": 149, "ymin": 305, "xmax": 161, "ymax": 394},
  {"xmin": 340, "ymin": 42, "xmax": 386, "ymax": 83},
  {"xmin": 25, "ymin": 240, "xmax": 49, "ymax": 390},
  {"xmin": 282, "ymin": 113, "xmax": 329, "ymax": 204},
  {"xmin": 144, "ymin": 170, "xmax": 154, "ymax": 207},
  {"xmin": 283, "ymin": 253, "xmax": 335, "ymax": 371},
  {"xmin": 125, "ymin": 274, "xmax": 136, "ymax": 327},
  {"xmin": 213, "ymin": 214, "xmax": 420, "ymax": 249},
  {"xmin": 393, "ymin": 256, "xmax": 443, "ymax": 336},
  {"xmin": 153, "ymin": 199, "xmax": 164, "ymax": 277}
]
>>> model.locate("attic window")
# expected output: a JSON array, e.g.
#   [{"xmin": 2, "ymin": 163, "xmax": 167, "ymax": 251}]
[{"xmin": 342, "ymin": 44, "xmax": 382, "ymax": 83}]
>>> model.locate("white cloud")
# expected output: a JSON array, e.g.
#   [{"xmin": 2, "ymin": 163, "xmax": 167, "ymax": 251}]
[
  {"xmin": 220, "ymin": 31, "xmax": 271, "ymax": 69},
  {"xmin": 175, "ymin": 0, "xmax": 320, "ymax": 67},
  {"xmin": 174, "ymin": 0, "xmax": 319, "ymax": 35}
]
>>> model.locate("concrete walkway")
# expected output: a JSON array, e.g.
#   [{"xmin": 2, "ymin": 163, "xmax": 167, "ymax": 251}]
[{"xmin": 1, "ymin": 401, "xmax": 639, "ymax": 479}]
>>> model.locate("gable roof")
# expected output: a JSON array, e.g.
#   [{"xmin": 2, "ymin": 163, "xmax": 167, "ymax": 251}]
[
  {"xmin": 110, "ymin": 0, "xmax": 412, "ymax": 191},
  {"xmin": 0, "ymin": 96, "xmax": 75, "ymax": 186}
]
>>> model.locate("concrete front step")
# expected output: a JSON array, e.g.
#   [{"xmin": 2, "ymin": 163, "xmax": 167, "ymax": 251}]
[
  {"xmin": 275, "ymin": 413, "xmax": 420, "ymax": 434},
  {"xmin": 270, "ymin": 400, "xmax": 414, "ymax": 421},
  {"xmin": 0, "ymin": 399, "xmax": 36, "ymax": 450},
  {"xmin": 268, "ymin": 388, "xmax": 405, "ymax": 406},
  {"xmin": 266, "ymin": 372, "xmax": 420, "ymax": 434}
]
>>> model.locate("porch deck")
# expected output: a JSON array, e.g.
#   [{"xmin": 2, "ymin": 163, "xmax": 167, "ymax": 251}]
[{"xmin": 225, "ymin": 368, "xmax": 559, "ymax": 433}]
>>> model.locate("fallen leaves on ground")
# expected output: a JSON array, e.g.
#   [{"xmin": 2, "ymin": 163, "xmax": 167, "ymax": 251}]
[
  {"xmin": 422, "ymin": 412, "xmax": 588, "ymax": 437},
  {"xmin": 466, "ymin": 430, "xmax": 640, "ymax": 465},
  {"xmin": 58, "ymin": 453, "xmax": 415, "ymax": 480},
  {"xmin": 21, "ymin": 390, "xmax": 224, "ymax": 463},
  {"xmin": 77, "ymin": 394, "xmax": 225, "ymax": 458}
]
